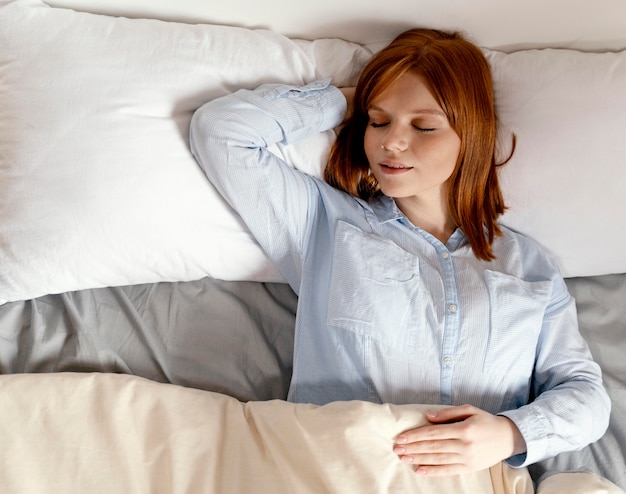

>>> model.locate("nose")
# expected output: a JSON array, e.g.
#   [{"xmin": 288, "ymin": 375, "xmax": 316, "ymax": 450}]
[{"xmin": 380, "ymin": 123, "xmax": 409, "ymax": 152}]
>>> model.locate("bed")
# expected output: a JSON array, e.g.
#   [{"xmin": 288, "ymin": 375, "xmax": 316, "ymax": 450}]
[{"xmin": 0, "ymin": 0, "xmax": 625, "ymax": 492}]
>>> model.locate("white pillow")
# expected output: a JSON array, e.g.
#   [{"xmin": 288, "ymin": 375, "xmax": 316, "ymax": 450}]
[
  {"xmin": 486, "ymin": 48, "xmax": 626, "ymax": 278},
  {"xmin": 1, "ymin": 0, "xmax": 625, "ymax": 304},
  {"xmin": 0, "ymin": 0, "xmax": 370, "ymax": 304}
]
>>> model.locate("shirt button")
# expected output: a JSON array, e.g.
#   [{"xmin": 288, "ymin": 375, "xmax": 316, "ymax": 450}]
[
  {"xmin": 444, "ymin": 357, "xmax": 453, "ymax": 366},
  {"xmin": 442, "ymin": 251, "xmax": 450, "ymax": 259},
  {"xmin": 449, "ymin": 304, "xmax": 458, "ymax": 313}
]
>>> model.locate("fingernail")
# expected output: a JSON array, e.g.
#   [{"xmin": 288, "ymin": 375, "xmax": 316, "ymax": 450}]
[
  {"xmin": 400, "ymin": 455, "xmax": 414, "ymax": 464},
  {"xmin": 416, "ymin": 467, "xmax": 427, "ymax": 475},
  {"xmin": 396, "ymin": 436, "xmax": 408, "ymax": 444},
  {"xmin": 393, "ymin": 446, "xmax": 406, "ymax": 454},
  {"xmin": 426, "ymin": 412, "xmax": 438, "ymax": 418}
]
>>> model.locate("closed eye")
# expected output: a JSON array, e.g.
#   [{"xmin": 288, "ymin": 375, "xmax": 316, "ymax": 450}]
[{"xmin": 368, "ymin": 120, "xmax": 435, "ymax": 132}]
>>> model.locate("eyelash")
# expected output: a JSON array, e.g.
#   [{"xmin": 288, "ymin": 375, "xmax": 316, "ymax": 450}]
[{"xmin": 368, "ymin": 122, "xmax": 435, "ymax": 133}]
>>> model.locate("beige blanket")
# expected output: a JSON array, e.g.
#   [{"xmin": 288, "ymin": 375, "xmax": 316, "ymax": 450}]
[{"xmin": 1, "ymin": 373, "xmax": 620, "ymax": 493}]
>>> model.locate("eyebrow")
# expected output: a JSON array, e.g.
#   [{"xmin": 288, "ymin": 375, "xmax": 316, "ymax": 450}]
[{"xmin": 368, "ymin": 105, "xmax": 446, "ymax": 117}]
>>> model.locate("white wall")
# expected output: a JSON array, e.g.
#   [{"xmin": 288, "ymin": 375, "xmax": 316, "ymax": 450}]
[{"xmin": 46, "ymin": 0, "xmax": 626, "ymax": 51}]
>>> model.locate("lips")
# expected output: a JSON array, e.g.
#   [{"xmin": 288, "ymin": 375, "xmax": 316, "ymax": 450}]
[{"xmin": 379, "ymin": 161, "xmax": 413, "ymax": 175}]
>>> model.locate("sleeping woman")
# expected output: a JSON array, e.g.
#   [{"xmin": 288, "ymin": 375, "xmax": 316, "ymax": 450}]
[{"xmin": 190, "ymin": 28, "xmax": 610, "ymax": 475}]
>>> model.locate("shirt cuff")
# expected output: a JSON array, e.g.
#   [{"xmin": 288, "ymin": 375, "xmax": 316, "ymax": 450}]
[
  {"xmin": 498, "ymin": 408, "xmax": 548, "ymax": 467},
  {"xmin": 257, "ymin": 78, "xmax": 347, "ymax": 136}
]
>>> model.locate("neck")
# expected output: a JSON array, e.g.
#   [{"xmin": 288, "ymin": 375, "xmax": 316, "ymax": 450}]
[{"xmin": 395, "ymin": 196, "xmax": 456, "ymax": 244}]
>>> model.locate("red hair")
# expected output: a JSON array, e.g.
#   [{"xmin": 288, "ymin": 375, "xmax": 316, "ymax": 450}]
[{"xmin": 324, "ymin": 28, "xmax": 514, "ymax": 261}]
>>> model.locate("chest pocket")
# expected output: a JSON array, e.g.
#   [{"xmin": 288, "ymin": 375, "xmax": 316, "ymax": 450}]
[
  {"xmin": 326, "ymin": 221, "xmax": 420, "ymax": 354},
  {"xmin": 483, "ymin": 270, "xmax": 553, "ymax": 377}
]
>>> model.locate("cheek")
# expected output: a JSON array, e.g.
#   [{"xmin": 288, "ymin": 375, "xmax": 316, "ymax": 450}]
[
  {"xmin": 363, "ymin": 130, "xmax": 377, "ymax": 164},
  {"xmin": 430, "ymin": 135, "xmax": 461, "ymax": 171},
  {"xmin": 448, "ymin": 139, "xmax": 462, "ymax": 169}
]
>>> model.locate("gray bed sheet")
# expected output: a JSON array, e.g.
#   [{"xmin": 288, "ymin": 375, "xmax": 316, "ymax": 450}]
[
  {"xmin": 0, "ymin": 273, "xmax": 624, "ymax": 489},
  {"xmin": 0, "ymin": 279, "xmax": 297, "ymax": 402}
]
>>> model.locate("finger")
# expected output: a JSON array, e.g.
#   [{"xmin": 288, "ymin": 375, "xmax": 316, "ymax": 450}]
[
  {"xmin": 397, "ymin": 449, "xmax": 462, "ymax": 467},
  {"xmin": 394, "ymin": 437, "xmax": 463, "ymax": 457},
  {"xmin": 399, "ymin": 453, "xmax": 452, "ymax": 465},
  {"xmin": 425, "ymin": 404, "xmax": 477, "ymax": 424},
  {"xmin": 398, "ymin": 451, "xmax": 468, "ymax": 475},
  {"xmin": 396, "ymin": 421, "xmax": 464, "ymax": 445},
  {"xmin": 399, "ymin": 451, "xmax": 460, "ymax": 466}
]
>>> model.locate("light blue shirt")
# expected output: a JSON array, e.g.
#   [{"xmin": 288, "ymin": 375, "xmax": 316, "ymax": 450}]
[{"xmin": 190, "ymin": 79, "xmax": 610, "ymax": 467}]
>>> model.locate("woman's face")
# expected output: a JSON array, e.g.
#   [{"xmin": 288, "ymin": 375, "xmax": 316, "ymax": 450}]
[{"xmin": 363, "ymin": 72, "xmax": 461, "ymax": 209}]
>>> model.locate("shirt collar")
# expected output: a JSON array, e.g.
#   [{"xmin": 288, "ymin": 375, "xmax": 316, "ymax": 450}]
[
  {"xmin": 368, "ymin": 195, "xmax": 405, "ymax": 223},
  {"xmin": 366, "ymin": 195, "xmax": 469, "ymax": 251}
]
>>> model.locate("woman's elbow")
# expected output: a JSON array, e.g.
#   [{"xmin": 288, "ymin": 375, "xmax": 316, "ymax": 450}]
[
  {"xmin": 189, "ymin": 103, "xmax": 213, "ymax": 160},
  {"xmin": 189, "ymin": 101, "xmax": 231, "ymax": 175}
]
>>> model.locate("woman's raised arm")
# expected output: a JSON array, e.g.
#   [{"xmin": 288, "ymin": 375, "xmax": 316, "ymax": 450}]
[{"xmin": 189, "ymin": 80, "xmax": 346, "ymax": 287}]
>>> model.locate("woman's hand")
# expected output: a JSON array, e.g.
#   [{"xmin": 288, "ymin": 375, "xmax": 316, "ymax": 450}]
[
  {"xmin": 393, "ymin": 404, "xmax": 527, "ymax": 476},
  {"xmin": 339, "ymin": 87, "xmax": 356, "ymax": 123}
]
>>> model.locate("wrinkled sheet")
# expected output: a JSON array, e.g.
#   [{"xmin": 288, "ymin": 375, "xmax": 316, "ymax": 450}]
[
  {"xmin": 2, "ymin": 372, "xmax": 622, "ymax": 493},
  {"xmin": 0, "ymin": 278, "xmax": 298, "ymax": 401},
  {"xmin": 0, "ymin": 274, "xmax": 624, "ymax": 490},
  {"xmin": 1, "ymin": 372, "xmax": 535, "ymax": 493}
]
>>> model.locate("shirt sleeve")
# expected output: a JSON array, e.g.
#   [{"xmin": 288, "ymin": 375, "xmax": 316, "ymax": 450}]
[
  {"xmin": 189, "ymin": 79, "xmax": 347, "ymax": 289},
  {"xmin": 499, "ymin": 264, "xmax": 611, "ymax": 467}
]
